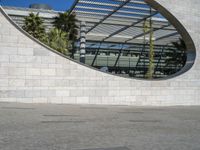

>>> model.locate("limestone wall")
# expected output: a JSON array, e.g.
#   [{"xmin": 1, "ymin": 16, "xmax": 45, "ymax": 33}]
[{"xmin": 0, "ymin": 0, "xmax": 200, "ymax": 106}]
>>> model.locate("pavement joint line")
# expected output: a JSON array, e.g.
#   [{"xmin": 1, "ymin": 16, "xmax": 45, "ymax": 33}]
[
  {"xmin": 129, "ymin": 120, "xmax": 161, "ymax": 123},
  {"xmin": 41, "ymin": 120, "xmax": 86, "ymax": 123},
  {"xmin": 43, "ymin": 115, "xmax": 79, "ymax": 117},
  {"xmin": 0, "ymin": 107, "xmax": 35, "ymax": 110},
  {"xmin": 80, "ymin": 107, "xmax": 108, "ymax": 110},
  {"xmin": 118, "ymin": 111, "xmax": 144, "ymax": 114},
  {"xmin": 75, "ymin": 146, "xmax": 130, "ymax": 150}
]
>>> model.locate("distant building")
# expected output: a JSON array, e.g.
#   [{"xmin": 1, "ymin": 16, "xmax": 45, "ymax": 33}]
[
  {"xmin": 29, "ymin": 4, "xmax": 53, "ymax": 10},
  {"xmin": 3, "ymin": 5, "xmax": 63, "ymax": 31}
]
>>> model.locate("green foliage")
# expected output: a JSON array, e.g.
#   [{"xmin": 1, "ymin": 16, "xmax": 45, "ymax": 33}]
[
  {"xmin": 22, "ymin": 12, "xmax": 78, "ymax": 56},
  {"xmin": 22, "ymin": 13, "xmax": 46, "ymax": 42},
  {"xmin": 54, "ymin": 12, "xmax": 69, "ymax": 32},
  {"xmin": 164, "ymin": 38, "xmax": 187, "ymax": 74},
  {"xmin": 54, "ymin": 12, "xmax": 78, "ymax": 41},
  {"xmin": 47, "ymin": 28, "xmax": 68, "ymax": 54},
  {"xmin": 53, "ymin": 11, "xmax": 78, "ymax": 57}
]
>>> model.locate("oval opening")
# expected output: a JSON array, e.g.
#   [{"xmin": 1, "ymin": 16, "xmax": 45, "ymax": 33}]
[
  {"xmin": 72, "ymin": 0, "xmax": 196, "ymax": 80},
  {"xmin": 5, "ymin": 0, "xmax": 195, "ymax": 80}
]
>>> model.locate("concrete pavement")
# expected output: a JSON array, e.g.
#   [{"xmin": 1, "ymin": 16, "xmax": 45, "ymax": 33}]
[{"xmin": 0, "ymin": 102, "xmax": 200, "ymax": 150}]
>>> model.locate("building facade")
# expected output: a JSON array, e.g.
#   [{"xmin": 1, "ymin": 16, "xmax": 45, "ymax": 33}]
[
  {"xmin": 3, "ymin": 4, "xmax": 187, "ymax": 79},
  {"xmin": 3, "ymin": 6, "xmax": 62, "ymax": 31},
  {"xmin": 0, "ymin": 0, "xmax": 199, "ymax": 106}
]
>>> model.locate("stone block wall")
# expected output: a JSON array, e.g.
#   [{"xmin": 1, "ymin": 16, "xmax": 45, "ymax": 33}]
[{"xmin": 0, "ymin": 0, "xmax": 200, "ymax": 106}]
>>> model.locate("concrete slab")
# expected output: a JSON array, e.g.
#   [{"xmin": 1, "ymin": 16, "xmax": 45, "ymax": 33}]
[{"xmin": 0, "ymin": 102, "xmax": 200, "ymax": 150}]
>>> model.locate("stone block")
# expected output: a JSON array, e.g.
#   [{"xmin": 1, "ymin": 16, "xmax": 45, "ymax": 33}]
[
  {"xmin": 56, "ymin": 90, "xmax": 69, "ymax": 97},
  {"xmin": 95, "ymin": 89, "xmax": 108, "ymax": 96},
  {"xmin": 25, "ymin": 79, "xmax": 40, "ymax": 87},
  {"xmin": 41, "ymin": 56, "xmax": 56, "ymax": 64},
  {"xmin": 41, "ymin": 69, "xmax": 56, "ymax": 76},
  {"xmin": 41, "ymin": 80, "xmax": 55, "ymax": 87},
  {"xmin": 48, "ymin": 97, "xmax": 63, "ymax": 103},
  {"xmin": 0, "ymin": 79, "xmax": 8, "ymax": 86},
  {"xmin": 8, "ymin": 90, "xmax": 25, "ymax": 98},
  {"xmin": 0, "ymin": 67, "xmax": 8, "ymax": 75},
  {"xmin": 0, "ymin": 46, "xmax": 17, "ymax": 55},
  {"xmin": 9, "ymin": 79, "xmax": 25, "ymax": 87},
  {"xmin": 89, "ymin": 97, "xmax": 102, "ymax": 104},
  {"xmin": 119, "ymin": 90, "xmax": 131, "ymax": 96},
  {"xmin": 0, "ymin": 98, "xmax": 16, "ymax": 102},
  {"xmin": 41, "ymin": 90, "xmax": 57, "ymax": 98},
  {"xmin": 0, "ymin": 55, "xmax": 9, "ymax": 62},
  {"xmin": 0, "ymin": 90, "xmax": 8, "ymax": 98},
  {"xmin": 33, "ymin": 48, "xmax": 50, "ymax": 56},
  {"xmin": 26, "ymin": 56, "xmax": 41, "ymax": 63},
  {"xmin": 70, "ymin": 89, "xmax": 83, "ymax": 97},
  {"xmin": 55, "ymin": 80, "xmax": 69, "ymax": 87},
  {"xmin": 18, "ymin": 98, "xmax": 33, "ymax": 103},
  {"xmin": 63, "ymin": 97, "xmax": 77, "ymax": 104},
  {"xmin": 9, "ymin": 55, "xmax": 27, "ymax": 63},
  {"xmin": 56, "ymin": 69, "xmax": 69, "ymax": 76},
  {"xmin": 2, "ymin": 35, "xmax": 18, "ymax": 43},
  {"xmin": 33, "ymin": 98, "xmax": 48, "ymax": 103},
  {"xmin": 25, "ymin": 90, "xmax": 40, "ymax": 98},
  {"xmin": 76, "ymin": 96, "xmax": 89, "ymax": 104},
  {"xmin": 8, "ymin": 67, "xmax": 25, "ymax": 76},
  {"xmin": 108, "ymin": 90, "xmax": 119, "ymax": 96},
  {"xmin": 26, "ymin": 68, "xmax": 41, "ymax": 76},
  {"xmin": 18, "ymin": 48, "xmax": 33, "ymax": 56}
]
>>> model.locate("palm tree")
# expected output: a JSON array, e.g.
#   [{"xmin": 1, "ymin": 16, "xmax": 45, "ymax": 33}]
[
  {"xmin": 146, "ymin": 22, "xmax": 155, "ymax": 79},
  {"xmin": 47, "ymin": 28, "xmax": 68, "ymax": 54},
  {"xmin": 143, "ymin": 19, "xmax": 155, "ymax": 79},
  {"xmin": 67, "ymin": 12, "xmax": 78, "ymax": 42},
  {"xmin": 22, "ymin": 13, "xmax": 47, "ymax": 42},
  {"xmin": 53, "ymin": 11, "xmax": 78, "ymax": 57},
  {"xmin": 53, "ymin": 12, "xmax": 69, "ymax": 32}
]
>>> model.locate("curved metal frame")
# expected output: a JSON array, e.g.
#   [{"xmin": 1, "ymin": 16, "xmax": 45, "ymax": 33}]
[{"xmin": 145, "ymin": 0, "xmax": 196, "ymax": 79}]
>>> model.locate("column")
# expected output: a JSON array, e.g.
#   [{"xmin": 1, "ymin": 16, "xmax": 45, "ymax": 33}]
[{"xmin": 80, "ymin": 21, "xmax": 86, "ymax": 63}]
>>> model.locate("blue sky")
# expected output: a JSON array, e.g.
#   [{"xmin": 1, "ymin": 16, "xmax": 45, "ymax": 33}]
[{"xmin": 0, "ymin": 0, "xmax": 75, "ymax": 11}]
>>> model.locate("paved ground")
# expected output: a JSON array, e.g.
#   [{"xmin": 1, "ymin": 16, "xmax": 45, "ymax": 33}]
[{"xmin": 0, "ymin": 102, "xmax": 200, "ymax": 150}]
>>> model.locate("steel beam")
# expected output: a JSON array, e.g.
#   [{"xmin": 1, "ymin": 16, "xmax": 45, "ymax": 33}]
[
  {"xmin": 154, "ymin": 45, "xmax": 165, "ymax": 74},
  {"xmin": 91, "ymin": 42, "xmax": 102, "ymax": 66},
  {"xmin": 125, "ymin": 23, "xmax": 171, "ymax": 43},
  {"xmin": 102, "ymin": 11, "xmax": 158, "ymax": 41},
  {"xmin": 155, "ymin": 32, "xmax": 179, "ymax": 41},
  {"xmin": 86, "ymin": 0, "xmax": 132, "ymax": 34},
  {"xmin": 69, "ymin": 0, "xmax": 80, "ymax": 14},
  {"xmin": 114, "ymin": 44, "xmax": 124, "ymax": 67},
  {"xmin": 85, "ymin": 21, "xmax": 175, "ymax": 31}
]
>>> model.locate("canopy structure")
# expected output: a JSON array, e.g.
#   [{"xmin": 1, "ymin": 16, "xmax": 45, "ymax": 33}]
[
  {"xmin": 70, "ymin": 0, "xmax": 185, "ymax": 79},
  {"xmin": 70, "ymin": 0, "xmax": 180, "ymax": 45}
]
